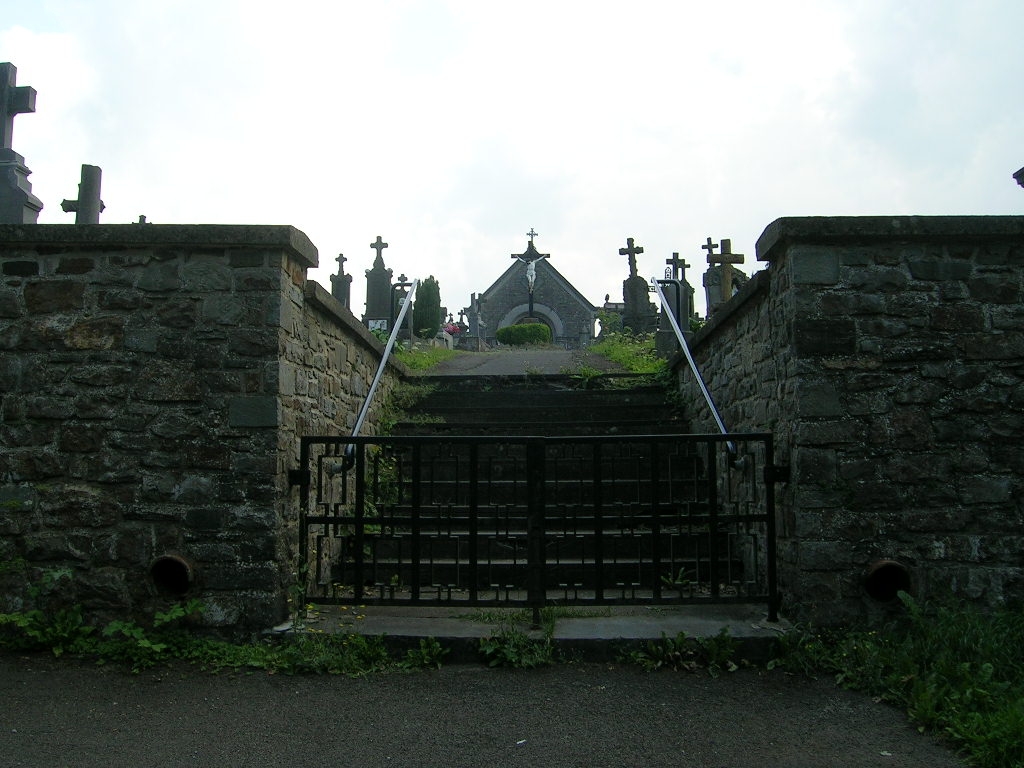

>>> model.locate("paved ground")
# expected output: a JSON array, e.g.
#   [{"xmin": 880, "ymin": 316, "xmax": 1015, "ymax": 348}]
[
  {"xmin": 421, "ymin": 347, "xmax": 627, "ymax": 376},
  {"xmin": 0, "ymin": 653, "xmax": 965, "ymax": 767}
]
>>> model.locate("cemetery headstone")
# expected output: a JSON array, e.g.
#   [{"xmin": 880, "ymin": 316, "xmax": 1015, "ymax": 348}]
[
  {"xmin": 619, "ymin": 236, "xmax": 657, "ymax": 333},
  {"xmin": 703, "ymin": 237, "xmax": 747, "ymax": 313},
  {"xmin": 363, "ymin": 236, "xmax": 393, "ymax": 332},
  {"xmin": 0, "ymin": 62, "xmax": 43, "ymax": 224},
  {"xmin": 331, "ymin": 252, "xmax": 352, "ymax": 308}
]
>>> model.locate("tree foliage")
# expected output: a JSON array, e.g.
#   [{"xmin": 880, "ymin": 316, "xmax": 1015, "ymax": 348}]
[
  {"xmin": 496, "ymin": 323, "xmax": 551, "ymax": 346},
  {"xmin": 412, "ymin": 276, "xmax": 442, "ymax": 338}
]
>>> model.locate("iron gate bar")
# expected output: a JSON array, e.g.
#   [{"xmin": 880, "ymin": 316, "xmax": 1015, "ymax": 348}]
[{"xmin": 296, "ymin": 432, "xmax": 780, "ymax": 620}]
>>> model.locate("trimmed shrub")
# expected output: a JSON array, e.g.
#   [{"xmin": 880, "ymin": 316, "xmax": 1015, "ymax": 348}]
[{"xmin": 496, "ymin": 323, "xmax": 551, "ymax": 346}]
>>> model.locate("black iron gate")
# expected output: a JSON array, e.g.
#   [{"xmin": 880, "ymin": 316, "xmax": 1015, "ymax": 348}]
[{"xmin": 293, "ymin": 433, "xmax": 779, "ymax": 621}]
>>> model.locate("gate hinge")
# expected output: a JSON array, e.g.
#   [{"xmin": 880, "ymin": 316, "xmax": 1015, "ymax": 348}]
[
  {"xmin": 288, "ymin": 468, "xmax": 310, "ymax": 488},
  {"xmin": 764, "ymin": 464, "xmax": 790, "ymax": 484}
]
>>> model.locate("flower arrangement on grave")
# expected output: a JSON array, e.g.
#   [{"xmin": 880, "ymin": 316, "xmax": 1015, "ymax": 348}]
[{"xmin": 442, "ymin": 322, "xmax": 461, "ymax": 335}]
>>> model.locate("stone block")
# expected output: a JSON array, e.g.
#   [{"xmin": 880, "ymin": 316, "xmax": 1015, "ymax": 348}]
[
  {"xmin": 792, "ymin": 318, "xmax": 856, "ymax": 356},
  {"xmin": 0, "ymin": 290, "xmax": 21, "ymax": 318},
  {"xmin": 968, "ymin": 275, "xmax": 1020, "ymax": 303},
  {"xmin": 2, "ymin": 260, "xmax": 39, "ymax": 276},
  {"xmin": 64, "ymin": 316, "xmax": 125, "ymax": 350},
  {"xmin": 959, "ymin": 476, "xmax": 1012, "ymax": 504},
  {"xmin": 908, "ymin": 260, "xmax": 972, "ymax": 281},
  {"xmin": 136, "ymin": 262, "xmax": 181, "ymax": 291},
  {"xmin": 228, "ymin": 396, "xmax": 278, "ymax": 427},
  {"xmin": 24, "ymin": 282, "xmax": 86, "ymax": 313},
  {"xmin": 847, "ymin": 267, "xmax": 909, "ymax": 292},
  {"xmin": 790, "ymin": 249, "xmax": 840, "ymax": 284},
  {"xmin": 796, "ymin": 380, "xmax": 843, "ymax": 417}
]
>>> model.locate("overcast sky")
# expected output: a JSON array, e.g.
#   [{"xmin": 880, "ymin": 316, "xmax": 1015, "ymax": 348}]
[{"xmin": 3, "ymin": 0, "xmax": 1022, "ymax": 319}]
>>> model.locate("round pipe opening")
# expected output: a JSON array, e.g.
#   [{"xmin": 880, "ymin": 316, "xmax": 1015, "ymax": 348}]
[
  {"xmin": 863, "ymin": 559, "xmax": 911, "ymax": 603},
  {"xmin": 150, "ymin": 555, "xmax": 194, "ymax": 597}
]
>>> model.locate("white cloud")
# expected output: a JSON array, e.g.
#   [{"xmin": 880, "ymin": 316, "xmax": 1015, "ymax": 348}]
[{"xmin": 3, "ymin": 0, "xmax": 1022, "ymax": 318}]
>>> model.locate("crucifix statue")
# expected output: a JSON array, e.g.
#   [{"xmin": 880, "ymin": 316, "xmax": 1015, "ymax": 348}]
[
  {"xmin": 0, "ymin": 62, "xmax": 43, "ymax": 224},
  {"xmin": 511, "ymin": 234, "xmax": 550, "ymax": 317}
]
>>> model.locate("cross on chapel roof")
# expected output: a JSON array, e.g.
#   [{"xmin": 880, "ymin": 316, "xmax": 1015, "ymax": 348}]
[
  {"xmin": 527, "ymin": 227, "xmax": 538, "ymax": 242},
  {"xmin": 0, "ymin": 62, "xmax": 35, "ymax": 153}
]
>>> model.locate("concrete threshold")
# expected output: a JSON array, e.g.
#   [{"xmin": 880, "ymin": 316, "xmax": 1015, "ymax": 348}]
[{"xmin": 287, "ymin": 604, "xmax": 792, "ymax": 664}]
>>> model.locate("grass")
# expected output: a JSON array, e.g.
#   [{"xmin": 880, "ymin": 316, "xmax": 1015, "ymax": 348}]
[
  {"xmin": 590, "ymin": 331, "xmax": 666, "ymax": 374},
  {"xmin": 392, "ymin": 343, "xmax": 459, "ymax": 371},
  {"xmin": 0, "ymin": 597, "xmax": 444, "ymax": 676},
  {"xmin": 771, "ymin": 593, "xmax": 1024, "ymax": 768}
]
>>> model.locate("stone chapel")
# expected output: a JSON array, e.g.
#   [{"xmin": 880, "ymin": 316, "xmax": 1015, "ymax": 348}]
[{"xmin": 468, "ymin": 235, "xmax": 597, "ymax": 349}]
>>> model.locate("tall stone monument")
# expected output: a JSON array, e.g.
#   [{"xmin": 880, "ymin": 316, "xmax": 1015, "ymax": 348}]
[
  {"xmin": 619, "ymin": 237, "xmax": 657, "ymax": 333},
  {"xmin": 331, "ymin": 253, "xmax": 352, "ymax": 308},
  {"xmin": 61, "ymin": 164, "xmax": 105, "ymax": 223},
  {"xmin": 362, "ymin": 236, "xmax": 393, "ymax": 332},
  {"xmin": 0, "ymin": 62, "xmax": 43, "ymax": 224}
]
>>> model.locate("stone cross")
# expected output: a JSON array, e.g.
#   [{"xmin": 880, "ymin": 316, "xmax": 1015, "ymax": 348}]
[
  {"xmin": 60, "ymin": 164, "xmax": 105, "ymax": 224},
  {"xmin": 1, "ymin": 62, "xmax": 35, "ymax": 152},
  {"xmin": 665, "ymin": 252, "xmax": 690, "ymax": 282},
  {"xmin": 707, "ymin": 237, "xmax": 745, "ymax": 299},
  {"xmin": 619, "ymin": 237, "xmax": 644, "ymax": 278},
  {"xmin": 0, "ymin": 63, "xmax": 43, "ymax": 223},
  {"xmin": 527, "ymin": 227, "xmax": 538, "ymax": 242},
  {"xmin": 370, "ymin": 235, "xmax": 388, "ymax": 260},
  {"xmin": 701, "ymin": 236, "xmax": 718, "ymax": 262}
]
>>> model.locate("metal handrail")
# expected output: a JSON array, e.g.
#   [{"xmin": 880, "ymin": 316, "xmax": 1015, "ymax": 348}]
[
  {"xmin": 348, "ymin": 278, "xmax": 420, "ymax": 447},
  {"xmin": 650, "ymin": 278, "xmax": 734, "ymax": 454}
]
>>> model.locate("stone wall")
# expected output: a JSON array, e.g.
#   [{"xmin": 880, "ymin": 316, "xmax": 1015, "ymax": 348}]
[
  {"xmin": 0, "ymin": 225, "xmax": 402, "ymax": 629},
  {"xmin": 679, "ymin": 216, "xmax": 1024, "ymax": 624}
]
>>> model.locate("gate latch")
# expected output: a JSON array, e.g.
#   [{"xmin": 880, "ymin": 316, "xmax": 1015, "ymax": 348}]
[{"xmin": 288, "ymin": 468, "xmax": 310, "ymax": 488}]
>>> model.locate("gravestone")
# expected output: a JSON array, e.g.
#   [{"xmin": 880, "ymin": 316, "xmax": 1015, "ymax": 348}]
[
  {"xmin": 703, "ymin": 237, "xmax": 748, "ymax": 314},
  {"xmin": 619, "ymin": 237, "xmax": 657, "ymax": 333},
  {"xmin": 331, "ymin": 253, "xmax": 352, "ymax": 308},
  {"xmin": 363, "ymin": 236, "xmax": 393, "ymax": 332},
  {"xmin": 60, "ymin": 164, "xmax": 105, "ymax": 223},
  {"xmin": 0, "ymin": 62, "xmax": 43, "ymax": 224},
  {"xmin": 655, "ymin": 251, "xmax": 695, "ymax": 355}
]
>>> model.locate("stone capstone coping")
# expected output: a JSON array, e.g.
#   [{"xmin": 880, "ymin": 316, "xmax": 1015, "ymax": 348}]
[
  {"xmin": 756, "ymin": 216, "xmax": 1024, "ymax": 263},
  {"xmin": 0, "ymin": 224, "xmax": 318, "ymax": 268}
]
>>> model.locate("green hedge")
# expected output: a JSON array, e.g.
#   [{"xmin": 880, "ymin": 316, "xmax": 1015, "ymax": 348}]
[{"xmin": 496, "ymin": 323, "xmax": 551, "ymax": 346}]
